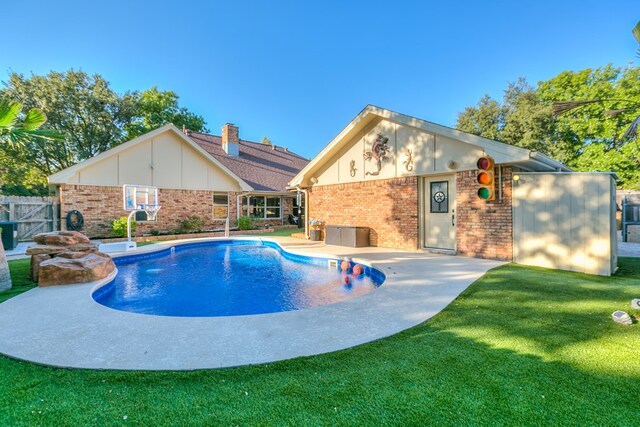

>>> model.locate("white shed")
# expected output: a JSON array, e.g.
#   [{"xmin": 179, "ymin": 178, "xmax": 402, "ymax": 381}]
[{"xmin": 512, "ymin": 172, "xmax": 617, "ymax": 276}]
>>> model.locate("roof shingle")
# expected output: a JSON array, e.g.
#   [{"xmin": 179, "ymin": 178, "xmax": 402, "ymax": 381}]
[{"xmin": 188, "ymin": 132, "xmax": 309, "ymax": 192}]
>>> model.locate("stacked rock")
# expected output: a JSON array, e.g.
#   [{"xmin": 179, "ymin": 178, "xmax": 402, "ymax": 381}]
[{"xmin": 26, "ymin": 231, "xmax": 116, "ymax": 287}]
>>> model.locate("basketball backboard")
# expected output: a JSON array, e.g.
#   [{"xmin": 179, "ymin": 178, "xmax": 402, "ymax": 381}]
[{"xmin": 123, "ymin": 184, "xmax": 159, "ymax": 211}]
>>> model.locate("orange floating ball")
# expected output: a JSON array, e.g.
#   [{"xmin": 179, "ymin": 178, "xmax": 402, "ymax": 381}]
[
  {"xmin": 352, "ymin": 264, "xmax": 364, "ymax": 276},
  {"xmin": 340, "ymin": 260, "xmax": 350, "ymax": 271}
]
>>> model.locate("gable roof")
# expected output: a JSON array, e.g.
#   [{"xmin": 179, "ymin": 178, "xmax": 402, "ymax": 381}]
[
  {"xmin": 49, "ymin": 124, "xmax": 253, "ymax": 191},
  {"xmin": 189, "ymin": 132, "xmax": 309, "ymax": 192},
  {"xmin": 288, "ymin": 105, "xmax": 571, "ymax": 188}
]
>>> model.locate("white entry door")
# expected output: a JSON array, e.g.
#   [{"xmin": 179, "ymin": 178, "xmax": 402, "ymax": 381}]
[{"xmin": 423, "ymin": 175, "xmax": 456, "ymax": 250}]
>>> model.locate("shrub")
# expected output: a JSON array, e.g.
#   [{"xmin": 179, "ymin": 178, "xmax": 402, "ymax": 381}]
[
  {"xmin": 112, "ymin": 216, "xmax": 135, "ymax": 237},
  {"xmin": 178, "ymin": 215, "xmax": 205, "ymax": 234},
  {"xmin": 150, "ymin": 229, "xmax": 161, "ymax": 236},
  {"xmin": 235, "ymin": 215, "xmax": 254, "ymax": 230}
]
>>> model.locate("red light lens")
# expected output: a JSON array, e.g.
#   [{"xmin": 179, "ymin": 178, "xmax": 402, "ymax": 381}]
[{"xmin": 477, "ymin": 158, "xmax": 490, "ymax": 169}]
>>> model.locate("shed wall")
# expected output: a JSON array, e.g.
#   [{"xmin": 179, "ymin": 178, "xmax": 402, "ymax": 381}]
[{"xmin": 512, "ymin": 173, "xmax": 617, "ymax": 276}]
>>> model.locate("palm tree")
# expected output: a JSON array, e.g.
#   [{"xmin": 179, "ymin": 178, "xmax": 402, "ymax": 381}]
[{"xmin": 0, "ymin": 99, "xmax": 63, "ymax": 291}]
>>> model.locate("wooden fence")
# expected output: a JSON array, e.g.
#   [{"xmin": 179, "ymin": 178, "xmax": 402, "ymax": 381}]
[{"xmin": 0, "ymin": 196, "xmax": 59, "ymax": 241}]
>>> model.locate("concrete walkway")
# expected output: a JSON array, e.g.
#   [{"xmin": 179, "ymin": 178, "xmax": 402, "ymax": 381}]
[
  {"xmin": 616, "ymin": 230, "xmax": 640, "ymax": 257},
  {"xmin": 0, "ymin": 237, "xmax": 504, "ymax": 370}
]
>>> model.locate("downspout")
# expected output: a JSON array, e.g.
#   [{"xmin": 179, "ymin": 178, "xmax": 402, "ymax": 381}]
[
  {"xmin": 295, "ymin": 185, "xmax": 310, "ymax": 239},
  {"xmin": 236, "ymin": 191, "xmax": 251, "ymax": 222},
  {"xmin": 498, "ymin": 165, "xmax": 502, "ymax": 202}
]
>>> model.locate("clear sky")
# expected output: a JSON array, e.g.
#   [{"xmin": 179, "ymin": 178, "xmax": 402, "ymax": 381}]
[{"xmin": 2, "ymin": 0, "xmax": 638, "ymax": 158}]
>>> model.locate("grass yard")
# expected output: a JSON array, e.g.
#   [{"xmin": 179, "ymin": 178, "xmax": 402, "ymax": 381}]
[
  {"xmin": 255, "ymin": 227, "xmax": 300, "ymax": 237},
  {"xmin": 0, "ymin": 258, "xmax": 639, "ymax": 425}
]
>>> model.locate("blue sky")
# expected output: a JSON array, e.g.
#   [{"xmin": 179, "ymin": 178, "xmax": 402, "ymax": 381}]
[{"xmin": 3, "ymin": 0, "xmax": 638, "ymax": 158}]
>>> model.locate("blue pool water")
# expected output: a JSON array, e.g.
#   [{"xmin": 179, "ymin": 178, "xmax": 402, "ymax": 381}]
[{"xmin": 93, "ymin": 240, "xmax": 385, "ymax": 317}]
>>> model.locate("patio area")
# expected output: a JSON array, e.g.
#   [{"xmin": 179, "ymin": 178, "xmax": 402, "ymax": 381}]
[{"xmin": 0, "ymin": 237, "xmax": 503, "ymax": 370}]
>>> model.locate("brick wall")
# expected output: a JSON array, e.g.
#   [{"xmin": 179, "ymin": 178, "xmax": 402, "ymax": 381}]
[
  {"xmin": 306, "ymin": 169, "xmax": 514, "ymax": 260},
  {"xmin": 307, "ymin": 177, "xmax": 419, "ymax": 250},
  {"xmin": 59, "ymin": 185, "xmax": 294, "ymax": 238},
  {"xmin": 455, "ymin": 167, "xmax": 513, "ymax": 260}
]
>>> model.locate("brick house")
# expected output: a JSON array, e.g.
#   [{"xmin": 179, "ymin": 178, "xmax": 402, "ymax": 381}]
[
  {"xmin": 288, "ymin": 105, "xmax": 573, "ymax": 261},
  {"xmin": 49, "ymin": 123, "xmax": 308, "ymax": 238}
]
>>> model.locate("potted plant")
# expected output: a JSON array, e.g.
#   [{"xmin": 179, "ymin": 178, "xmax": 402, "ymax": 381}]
[{"xmin": 309, "ymin": 218, "xmax": 324, "ymax": 241}]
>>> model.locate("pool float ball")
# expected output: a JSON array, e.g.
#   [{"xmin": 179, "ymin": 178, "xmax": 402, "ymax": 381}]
[
  {"xmin": 340, "ymin": 260, "xmax": 351, "ymax": 272},
  {"xmin": 352, "ymin": 264, "xmax": 364, "ymax": 276}
]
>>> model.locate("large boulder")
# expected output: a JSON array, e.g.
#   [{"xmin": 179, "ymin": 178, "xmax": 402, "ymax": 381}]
[
  {"xmin": 30, "ymin": 254, "xmax": 52, "ymax": 281},
  {"xmin": 26, "ymin": 243, "xmax": 98, "ymax": 256},
  {"xmin": 34, "ymin": 231, "xmax": 90, "ymax": 246},
  {"xmin": 37, "ymin": 252, "xmax": 115, "ymax": 287},
  {"xmin": 27, "ymin": 245, "xmax": 74, "ymax": 256}
]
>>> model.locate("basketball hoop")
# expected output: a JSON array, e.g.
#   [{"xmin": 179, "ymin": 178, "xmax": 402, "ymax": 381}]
[{"xmin": 138, "ymin": 204, "xmax": 161, "ymax": 221}]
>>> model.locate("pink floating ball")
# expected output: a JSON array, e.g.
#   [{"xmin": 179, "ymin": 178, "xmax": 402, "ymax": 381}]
[
  {"xmin": 340, "ymin": 260, "xmax": 350, "ymax": 271},
  {"xmin": 352, "ymin": 264, "xmax": 364, "ymax": 276}
]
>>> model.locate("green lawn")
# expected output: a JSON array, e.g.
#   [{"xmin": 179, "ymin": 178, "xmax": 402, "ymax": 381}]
[
  {"xmin": 0, "ymin": 258, "xmax": 639, "ymax": 425},
  {"xmin": 255, "ymin": 227, "xmax": 301, "ymax": 237}
]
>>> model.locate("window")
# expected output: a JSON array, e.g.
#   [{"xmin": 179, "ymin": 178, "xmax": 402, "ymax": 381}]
[
  {"xmin": 134, "ymin": 211, "xmax": 157, "ymax": 222},
  {"xmin": 266, "ymin": 197, "xmax": 281, "ymax": 218},
  {"xmin": 213, "ymin": 193, "xmax": 229, "ymax": 219},
  {"xmin": 430, "ymin": 181, "xmax": 449, "ymax": 213},
  {"xmin": 240, "ymin": 195, "xmax": 282, "ymax": 219},
  {"xmin": 249, "ymin": 196, "xmax": 265, "ymax": 218}
]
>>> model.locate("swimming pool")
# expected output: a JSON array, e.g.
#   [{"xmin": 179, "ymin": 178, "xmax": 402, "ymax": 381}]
[{"xmin": 93, "ymin": 240, "xmax": 385, "ymax": 317}]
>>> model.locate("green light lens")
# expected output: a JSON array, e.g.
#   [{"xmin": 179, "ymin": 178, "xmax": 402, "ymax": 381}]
[{"xmin": 478, "ymin": 187, "xmax": 491, "ymax": 199}]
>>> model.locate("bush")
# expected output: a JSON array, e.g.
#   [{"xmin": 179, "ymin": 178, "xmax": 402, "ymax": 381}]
[
  {"xmin": 178, "ymin": 215, "xmax": 205, "ymax": 234},
  {"xmin": 150, "ymin": 229, "xmax": 161, "ymax": 236},
  {"xmin": 112, "ymin": 216, "xmax": 135, "ymax": 237},
  {"xmin": 235, "ymin": 215, "xmax": 254, "ymax": 230}
]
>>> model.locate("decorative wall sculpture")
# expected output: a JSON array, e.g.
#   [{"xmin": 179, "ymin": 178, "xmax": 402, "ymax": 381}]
[
  {"xmin": 403, "ymin": 148, "xmax": 414, "ymax": 172},
  {"xmin": 349, "ymin": 160, "xmax": 357, "ymax": 177},
  {"xmin": 363, "ymin": 134, "xmax": 390, "ymax": 176}
]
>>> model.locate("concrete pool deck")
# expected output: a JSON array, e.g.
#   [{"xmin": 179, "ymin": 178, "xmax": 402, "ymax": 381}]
[{"xmin": 0, "ymin": 237, "xmax": 505, "ymax": 370}]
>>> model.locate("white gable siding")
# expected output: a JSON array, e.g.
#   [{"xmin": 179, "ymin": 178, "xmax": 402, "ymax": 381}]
[
  {"xmin": 315, "ymin": 119, "xmax": 488, "ymax": 186},
  {"xmin": 59, "ymin": 130, "xmax": 242, "ymax": 191}
]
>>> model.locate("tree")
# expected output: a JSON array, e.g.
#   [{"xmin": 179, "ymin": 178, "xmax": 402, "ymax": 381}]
[
  {"xmin": 0, "ymin": 70, "xmax": 137, "ymax": 178},
  {"xmin": 456, "ymin": 66, "xmax": 640, "ymax": 188},
  {"xmin": 261, "ymin": 136, "xmax": 272, "ymax": 145},
  {"xmin": 124, "ymin": 87, "xmax": 208, "ymax": 139},
  {"xmin": 456, "ymin": 78, "xmax": 571, "ymax": 162},
  {"xmin": 0, "ymin": 99, "xmax": 61, "ymax": 291},
  {"xmin": 0, "ymin": 71, "xmax": 208, "ymax": 195}
]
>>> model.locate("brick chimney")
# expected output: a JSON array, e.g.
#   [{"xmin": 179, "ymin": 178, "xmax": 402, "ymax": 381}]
[{"xmin": 221, "ymin": 123, "xmax": 240, "ymax": 156}]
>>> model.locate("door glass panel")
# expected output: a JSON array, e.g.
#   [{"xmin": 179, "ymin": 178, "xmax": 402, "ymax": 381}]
[{"xmin": 430, "ymin": 181, "xmax": 449, "ymax": 213}]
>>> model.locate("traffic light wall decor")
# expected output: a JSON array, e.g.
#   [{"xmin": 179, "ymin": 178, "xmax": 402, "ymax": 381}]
[{"xmin": 477, "ymin": 156, "xmax": 495, "ymax": 200}]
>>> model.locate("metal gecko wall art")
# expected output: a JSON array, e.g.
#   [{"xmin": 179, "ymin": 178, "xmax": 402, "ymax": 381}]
[
  {"xmin": 403, "ymin": 148, "xmax": 414, "ymax": 171},
  {"xmin": 363, "ymin": 134, "xmax": 390, "ymax": 176},
  {"xmin": 349, "ymin": 160, "xmax": 357, "ymax": 177}
]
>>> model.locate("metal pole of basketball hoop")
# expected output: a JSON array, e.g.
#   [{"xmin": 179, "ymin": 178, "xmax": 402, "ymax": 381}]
[
  {"xmin": 126, "ymin": 209, "xmax": 137, "ymax": 244},
  {"xmin": 127, "ymin": 204, "xmax": 161, "ymax": 244}
]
